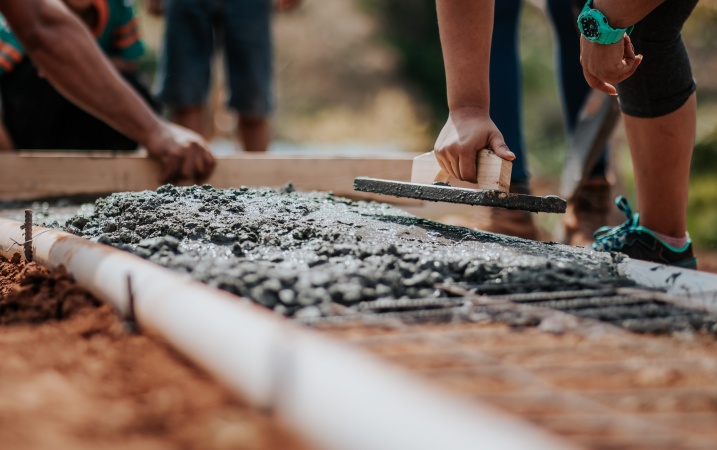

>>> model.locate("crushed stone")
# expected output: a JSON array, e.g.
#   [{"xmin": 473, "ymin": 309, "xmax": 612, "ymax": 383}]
[{"xmin": 65, "ymin": 185, "xmax": 630, "ymax": 318}]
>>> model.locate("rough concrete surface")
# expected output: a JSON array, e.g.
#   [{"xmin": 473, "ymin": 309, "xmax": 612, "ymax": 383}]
[{"xmin": 62, "ymin": 185, "xmax": 625, "ymax": 318}]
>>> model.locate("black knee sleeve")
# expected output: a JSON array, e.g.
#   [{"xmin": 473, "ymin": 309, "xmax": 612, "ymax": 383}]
[{"xmin": 616, "ymin": 0, "xmax": 698, "ymax": 118}]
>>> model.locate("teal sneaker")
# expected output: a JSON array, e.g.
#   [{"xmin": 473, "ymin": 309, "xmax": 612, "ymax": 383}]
[{"xmin": 592, "ymin": 196, "xmax": 697, "ymax": 269}]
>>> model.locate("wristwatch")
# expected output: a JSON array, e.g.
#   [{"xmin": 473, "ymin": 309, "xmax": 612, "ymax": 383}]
[{"xmin": 577, "ymin": 0, "xmax": 634, "ymax": 45}]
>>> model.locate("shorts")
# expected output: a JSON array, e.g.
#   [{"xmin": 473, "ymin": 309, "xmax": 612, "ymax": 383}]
[
  {"xmin": 1, "ymin": 59, "xmax": 159, "ymax": 150},
  {"xmin": 157, "ymin": 0, "xmax": 273, "ymax": 118},
  {"xmin": 616, "ymin": 0, "xmax": 699, "ymax": 118}
]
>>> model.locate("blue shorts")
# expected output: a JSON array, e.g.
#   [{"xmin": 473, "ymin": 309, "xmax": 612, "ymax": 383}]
[{"xmin": 157, "ymin": 0, "xmax": 273, "ymax": 118}]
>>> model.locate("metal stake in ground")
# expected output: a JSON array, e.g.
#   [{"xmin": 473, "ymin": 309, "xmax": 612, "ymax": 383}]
[
  {"xmin": 23, "ymin": 209, "xmax": 33, "ymax": 261},
  {"xmin": 125, "ymin": 275, "xmax": 140, "ymax": 333}
]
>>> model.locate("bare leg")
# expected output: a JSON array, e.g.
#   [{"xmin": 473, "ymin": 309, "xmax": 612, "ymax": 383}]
[
  {"xmin": 622, "ymin": 92, "xmax": 696, "ymax": 237},
  {"xmin": 0, "ymin": 122, "xmax": 15, "ymax": 150},
  {"xmin": 171, "ymin": 106, "xmax": 207, "ymax": 138},
  {"xmin": 238, "ymin": 117, "xmax": 270, "ymax": 152}
]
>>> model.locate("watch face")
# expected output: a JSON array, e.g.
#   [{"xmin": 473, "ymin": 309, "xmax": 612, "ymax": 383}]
[{"xmin": 580, "ymin": 16, "xmax": 600, "ymax": 39}]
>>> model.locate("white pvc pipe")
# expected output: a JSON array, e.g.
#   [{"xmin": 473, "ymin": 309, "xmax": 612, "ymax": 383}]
[
  {"xmin": 0, "ymin": 218, "xmax": 573, "ymax": 450},
  {"xmin": 283, "ymin": 331, "xmax": 572, "ymax": 450},
  {"xmin": 0, "ymin": 219, "xmax": 282, "ymax": 406},
  {"xmin": 621, "ymin": 259, "xmax": 717, "ymax": 312}
]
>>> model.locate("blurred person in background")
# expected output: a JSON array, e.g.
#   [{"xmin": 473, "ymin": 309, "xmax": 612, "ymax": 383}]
[
  {"xmin": 148, "ymin": 0, "xmax": 302, "ymax": 152},
  {"xmin": 0, "ymin": 0, "xmax": 214, "ymax": 183},
  {"xmin": 0, "ymin": 0, "xmax": 159, "ymax": 151}
]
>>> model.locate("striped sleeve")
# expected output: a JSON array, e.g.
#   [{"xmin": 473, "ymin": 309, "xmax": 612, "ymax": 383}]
[
  {"xmin": 110, "ymin": 3, "xmax": 145, "ymax": 61},
  {"xmin": 0, "ymin": 17, "xmax": 25, "ymax": 76}
]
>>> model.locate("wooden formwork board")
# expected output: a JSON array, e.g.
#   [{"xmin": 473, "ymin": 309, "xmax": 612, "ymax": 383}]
[{"xmin": 0, "ymin": 151, "xmax": 419, "ymax": 204}]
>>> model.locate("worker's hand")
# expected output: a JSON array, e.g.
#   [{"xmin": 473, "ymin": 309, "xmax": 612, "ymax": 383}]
[
  {"xmin": 580, "ymin": 34, "xmax": 642, "ymax": 96},
  {"xmin": 274, "ymin": 0, "xmax": 303, "ymax": 12},
  {"xmin": 144, "ymin": 0, "xmax": 164, "ymax": 16},
  {"xmin": 434, "ymin": 107, "xmax": 514, "ymax": 183},
  {"xmin": 144, "ymin": 122, "xmax": 216, "ymax": 184}
]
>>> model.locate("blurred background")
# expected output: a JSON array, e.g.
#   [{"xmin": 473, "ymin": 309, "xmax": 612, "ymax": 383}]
[{"xmin": 137, "ymin": 0, "xmax": 717, "ymax": 254}]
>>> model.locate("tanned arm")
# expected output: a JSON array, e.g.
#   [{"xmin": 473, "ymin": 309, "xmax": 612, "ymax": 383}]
[
  {"xmin": 433, "ymin": 0, "xmax": 513, "ymax": 183},
  {"xmin": 0, "ymin": 0, "xmax": 215, "ymax": 182},
  {"xmin": 579, "ymin": 0, "xmax": 667, "ymax": 94},
  {"xmin": 436, "ymin": 0, "xmax": 492, "ymax": 113}
]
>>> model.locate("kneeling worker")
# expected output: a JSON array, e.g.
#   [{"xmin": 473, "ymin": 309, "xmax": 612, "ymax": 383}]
[{"xmin": 0, "ymin": 0, "xmax": 215, "ymax": 183}]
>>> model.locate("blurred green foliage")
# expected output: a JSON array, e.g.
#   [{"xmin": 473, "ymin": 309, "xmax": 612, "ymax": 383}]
[
  {"xmin": 361, "ymin": 0, "xmax": 448, "ymax": 127},
  {"xmin": 688, "ymin": 176, "xmax": 717, "ymax": 247},
  {"xmin": 692, "ymin": 128, "xmax": 717, "ymax": 176},
  {"xmin": 683, "ymin": 5, "xmax": 717, "ymax": 246},
  {"xmin": 690, "ymin": 128, "xmax": 717, "ymax": 247}
]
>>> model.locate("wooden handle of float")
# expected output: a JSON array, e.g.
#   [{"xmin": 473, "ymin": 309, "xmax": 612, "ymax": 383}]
[
  {"xmin": 432, "ymin": 152, "xmax": 481, "ymax": 184},
  {"xmin": 434, "ymin": 169, "xmax": 451, "ymax": 184},
  {"xmin": 412, "ymin": 149, "xmax": 512, "ymax": 192}
]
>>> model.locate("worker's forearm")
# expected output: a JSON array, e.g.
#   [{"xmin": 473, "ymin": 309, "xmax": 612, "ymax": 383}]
[
  {"xmin": 436, "ymin": 0, "xmax": 493, "ymax": 112},
  {"xmin": 3, "ymin": 0, "xmax": 162, "ymax": 147},
  {"xmin": 593, "ymin": 0, "xmax": 666, "ymax": 28},
  {"xmin": 110, "ymin": 57, "xmax": 140, "ymax": 74}
]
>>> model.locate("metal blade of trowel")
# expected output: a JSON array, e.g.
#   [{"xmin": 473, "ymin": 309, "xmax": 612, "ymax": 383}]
[
  {"xmin": 354, "ymin": 150, "xmax": 567, "ymax": 213},
  {"xmin": 560, "ymin": 90, "xmax": 620, "ymax": 200}
]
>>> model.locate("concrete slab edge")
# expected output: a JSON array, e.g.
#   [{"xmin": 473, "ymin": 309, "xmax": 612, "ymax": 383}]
[
  {"xmin": 620, "ymin": 259, "xmax": 717, "ymax": 313},
  {"xmin": 0, "ymin": 218, "xmax": 574, "ymax": 450}
]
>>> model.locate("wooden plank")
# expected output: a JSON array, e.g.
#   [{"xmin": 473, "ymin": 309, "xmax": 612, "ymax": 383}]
[
  {"xmin": 0, "ymin": 151, "xmax": 418, "ymax": 204},
  {"xmin": 410, "ymin": 150, "xmax": 511, "ymax": 192}
]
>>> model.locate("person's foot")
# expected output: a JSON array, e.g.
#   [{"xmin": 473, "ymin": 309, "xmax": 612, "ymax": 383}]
[
  {"xmin": 592, "ymin": 196, "xmax": 697, "ymax": 269},
  {"xmin": 557, "ymin": 177, "xmax": 611, "ymax": 247}
]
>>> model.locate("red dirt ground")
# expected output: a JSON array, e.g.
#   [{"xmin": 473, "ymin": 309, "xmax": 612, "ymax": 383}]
[
  {"xmin": 320, "ymin": 320, "xmax": 717, "ymax": 449},
  {"xmin": 0, "ymin": 254, "xmax": 309, "ymax": 450}
]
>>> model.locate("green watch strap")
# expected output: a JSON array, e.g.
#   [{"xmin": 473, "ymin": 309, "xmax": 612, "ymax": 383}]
[{"xmin": 578, "ymin": 0, "xmax": 633, "ymax": 45}]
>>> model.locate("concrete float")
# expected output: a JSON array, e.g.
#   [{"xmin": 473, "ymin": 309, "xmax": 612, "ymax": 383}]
[{"xmin": 0, "ymin": 217, "xmax": 572, "ymax": 450}]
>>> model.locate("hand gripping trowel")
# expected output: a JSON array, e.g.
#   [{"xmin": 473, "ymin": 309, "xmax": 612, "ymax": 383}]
[{"xmin": 354, "ymin": 149, "xmax": 567, "ymax": 214}]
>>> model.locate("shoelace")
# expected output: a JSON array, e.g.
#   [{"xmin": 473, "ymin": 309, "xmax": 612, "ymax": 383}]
[{"xmin": 591, "ymin": 196, "xmax": 639, "ymax": 252}]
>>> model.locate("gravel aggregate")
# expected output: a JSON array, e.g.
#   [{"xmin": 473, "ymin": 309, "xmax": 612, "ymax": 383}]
[{"xmin": 63, "ymin": 185, "xmax": 628, "ymax": 317}]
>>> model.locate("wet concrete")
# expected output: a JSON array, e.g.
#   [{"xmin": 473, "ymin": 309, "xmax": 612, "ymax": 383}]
[
  {"xmin": 61, "ymin": 185, "xmax": 623, "ymax": 318},
  {"xmin": 354, "ymin": 177, "xmax": 567, "ymax": 213},
  {"xmin": 0, "ymin": 200, "xmax": 96, "ymax": 228}
]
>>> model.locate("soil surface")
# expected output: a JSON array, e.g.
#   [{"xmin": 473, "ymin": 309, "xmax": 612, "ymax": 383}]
[
  {"xmin": 320, "ymin": 319, "xmax": 717, "ymax": 449},
  {"xmin": 0, "ymin": 253, "xmax": 102, "ymax": 325},
  {"xmin": 0, "ymin": 255, "xmax": 308, "ymax": 450},
  {"xmin": 64, "ymin": 185, "xmax": 627, "ymax": 319}
]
